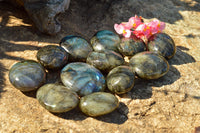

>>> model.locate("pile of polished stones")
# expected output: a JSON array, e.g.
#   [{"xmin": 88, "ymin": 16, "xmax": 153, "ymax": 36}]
[{"xmin": 9, "ymin": 30, "xmax": 176, "ymax": 117}]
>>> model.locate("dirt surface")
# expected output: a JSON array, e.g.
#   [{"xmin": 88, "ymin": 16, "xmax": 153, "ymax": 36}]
[{"xmin": 0, "ymin": 0, "xmax": 200, "ymax": 132}]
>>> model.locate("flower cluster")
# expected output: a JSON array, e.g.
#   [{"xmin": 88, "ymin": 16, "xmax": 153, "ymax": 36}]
[{"xmin": 114, "ymin": 15, "xmax": 165, "ymax": 43}]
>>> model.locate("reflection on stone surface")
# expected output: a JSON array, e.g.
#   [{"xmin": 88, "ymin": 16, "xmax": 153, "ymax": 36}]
[
  {"xmin": 79, "ymin": 92, "xmax": 119, "ymax": 117},
  {"xmin": 91, "ymin": 30, "xmax": 120, "ymax": 52},
  {"xmin": 9, "ymin": 60, "xmax": 46, "ymax": 92},
  {"xmin": 148, "ymin": 33, "xmax": 176, "ymax": 59},
  {"xmin": 61, "ymin": 62, "xmax": 106, "ymax": 96},
  {"xmin": 37, "ymin": 83, "xmax": 79, "ymax": 113},
  {"xmin": 86, "ymin": 50, "xmax": 124, "ymax": 73},
  {"xmin": 60, "ymin": 35, "xmax": 93, "ymax": 62}
]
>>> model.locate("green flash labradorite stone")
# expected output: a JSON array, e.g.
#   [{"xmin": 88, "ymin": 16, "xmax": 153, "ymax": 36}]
[
  {"xmin": 86, "ymin": 50, "xmax": 125, "ymax": 73},
  {"xmin": 90, "ymin": 30, "xmax": 120, "ymax": 52},
  {"xmin": 148, "ymin": 33, "xmax": 176, "ymax": 59},
  {"xmin": 61, "ymin": 62, "xmax": 106, "ymax": 96},
  {"xmin": 107, "ymin": 66, "xmax": 135, "ymax": 94},
  {"xmin": 118, "ymin": 36, "xmax": 146, "ymax": 57},
  {"xmin": 9, "ymin": 60, "xmax": 46, "ymax": 92},
  {"xmin": 129, "ymin": 51, "xmax": 169, "ymax": 79},
  {"xmin": 79, "ymin": 92, "xmax": 119, "ymax": 117},
  {"xmin": 60, "ymin": 35, "xmax": 93, "ymax": 62},
  {"xmin": 37, "ymin": 45, "xmax": 68, "ymax": 69},
  {"xmin": 36, "ymin": 84, "xmax": 79, "ymax": 113}
]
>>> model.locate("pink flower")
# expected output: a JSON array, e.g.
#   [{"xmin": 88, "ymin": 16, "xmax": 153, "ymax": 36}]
[
  {"xmin": 114, "ymin": 15, "xmax": 166, "ymax": 42},
  {"xmin": 114, "ymin": 23, "xmax": 131, "ymax": 38},
  {"xmin": 133, "ymin": 23, "xmax": 151, "ymax": 41},
  {"xmin": 128, "ymin": 15, "xmax": 143, "ymax": 29},
  {"xmin": 121, "ymin": 22, "xmax": 133, "ymax": 29},
  {"xmin": 147, "ymin": 19, "xmax": 165, "ymax": 34}
]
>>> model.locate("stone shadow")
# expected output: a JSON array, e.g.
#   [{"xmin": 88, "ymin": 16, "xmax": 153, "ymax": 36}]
[
  {"xmin": 130, "ymin": 80, "xmax": 153, "ymax": 100},
  {"xmin": 0, "ymin": 63, "xmax": 7, "ymax": 98},
  {"xmin": 55, "ymin": 102, "xmax": 129, "ymax": 124},
  {"xmin": 95, "ymin": 102, "xmax": 128, "ymax": 124},
  {"xmin": 168, "ymin": 46, "xmax": 196, "ymax": 65},
  {"xmin": 54, "ymin": 106, "xmax": 87, "ymax": 121},
  {"xmin": 146, "ymin": 66, "xmax": 181, "ymax": 87}
]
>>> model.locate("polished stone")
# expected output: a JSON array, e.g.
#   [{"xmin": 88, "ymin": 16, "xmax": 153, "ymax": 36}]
[
  {"xmin": 148, "ymin": 33, "xmax": 176, "ymax": 59},
  {"xmin": 9, "ymin": 60, "xmax": 46, "ymax": 92},
  {"xmin": 107, "ymin": 66, "xmax": 135, "ymax": 94},
  {"xmin": 60, "ymin": 35, "xmax": 93, "ymax": 62},
  {"xmin": 118, "ymin": 36, "xmax": 146, "ymax": 57},
  {"xmin": 79, "ymin": 92, "xmax": 119, "ymax": 117},
  {"xmin": 129, "ymin": 51, "xmax": 169, "ymax": 79},
  {"xmin": 90, "ymin": 30, "xmax": 120, "ymax": 52},
  {"xmin": 60, "ymin": 62, "xmax": 106, "ymax": 96},
  {"xmin": 37, "ymin": 84, "xmax": 79, "ymax": 113},
  {"xmin": 37, "ymin": 45, "xmax": 68, "ymax": 69},
  {"xmin": 86, "ymin": 50, "xmax": 124, "ymax": 73}
]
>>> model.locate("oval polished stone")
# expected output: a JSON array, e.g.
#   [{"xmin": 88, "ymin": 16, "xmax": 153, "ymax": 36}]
[
  {"xmin": 61, "ymin": 62, "xmax": 106, "ymax": 96},
  {"xmin": 86, "ymin": 50, "xmax": 124, "ymax": 73},
  {"xmin": 79, "ymin": 92, "xmax": 119, "ymax": 117},
  {"xmin": 37, "ymin": 84, "xmax": 79, "ymax": 113},
  {"xmin": 37, "ymin": 45, "xmax": 68, "ymax": 69},
  {"xmin": 9, "ymin": 60, "xmax": 46, "ymax": 92},
  {"xmin": 90, "ymin": 30, "xmax": 120, "ymax": 52},
  {"xmin": 107, "ymin": 66, "xmax": 135, "ymax": 94},
  {"xmin": 60, "ymin": 35, "xmax": 93, "ymax": 62},
  {"xmin": 148, "ymin": 33, "xmax": 176, "ymax": 59},
  {"xmin": 118, "ymin": 36, "xmax": 146, "ymax": 57},
  {"xmin": 129, "ymin": 52, "xmax": 169, "ymax": 79}
]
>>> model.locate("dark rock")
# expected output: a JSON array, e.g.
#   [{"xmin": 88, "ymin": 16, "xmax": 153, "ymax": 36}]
[{"xmin": 5, "ymin": 0, "xmax": 70, "ymax": 35}]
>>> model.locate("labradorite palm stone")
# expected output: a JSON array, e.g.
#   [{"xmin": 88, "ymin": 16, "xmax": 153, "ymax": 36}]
[
  {"xmin": 129, "ymin": 52, "xmax": 169, "ymax": 79},
  {"xmin": 9, "ymin": 60, "xmax": 46, "ymax": 92},
  {"xmin": 148, "ymin": 33, "xmax": 176, "ymax": 59},
  {"xmin": 60, "ymin": 62, "xmax": 106, "ymax": 96},
  {"xmin": 118, "ymin": 37, "xmax": 146, "ymax": 57},
  {"xmin": 90, "ymin": 30, "xmax": 120, "ymax": 52},
  {"xmin": 60, "ymin": 35, "xmax": 93, "ymax": 62},
  {"xmin": 79, "ymin": 92, "xmax": 119, "ymax": 117},
  {"xmin": 37, "ymin": 45, "xmax": 68, "ymax": 69},
  {"xmin": 86, "ymin": 50, "xmax": 124, "ymax": 73},
  {"xmin": 107, "ymin": 66, "xmax": 135, "ymax": 94},
  {"xmin": 36, "ymin": 84, "xmax": 79, "ymax": 113}
]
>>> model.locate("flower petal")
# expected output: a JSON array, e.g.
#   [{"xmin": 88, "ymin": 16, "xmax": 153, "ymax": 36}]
[
  {"xmin": 128, "ymin": 15, "xmax": 143, "ymax": 29},
  {"xmin": 114, "ymin": 24, "xmax": 124, "ymax": 34},
  {"xmin": 123, "ymin": 29, "xmax": 132, "ymax": 38}
]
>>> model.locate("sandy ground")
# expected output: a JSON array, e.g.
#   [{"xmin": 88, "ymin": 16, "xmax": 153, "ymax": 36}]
[{"xmin": 0, "ymin": 0, "xmax": 200, "ymax": 132}]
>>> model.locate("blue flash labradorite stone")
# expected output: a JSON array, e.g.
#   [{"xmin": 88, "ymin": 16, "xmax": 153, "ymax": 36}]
[
  {"xmin": 9, "ymin": 60, "xmax": 46, "ymax": 92},
  {"xmin": 60, "ymin": 35, "xmax": 93, "ymax": 62},
  {"xmin": 60, "ymin": 62, "xmax": 106, "ymax": 96},
  {"xmin": 148, "ymin": 33, "xmax": 176, "ymax": 59},
  {"xmin": 86, "ymin": 50, "xmax": 125, "ymax": 73},
  {"xmin": 37, "ymin": 45, "xmax": 68, "ymax": 69},
  {"xmin": 107, "ymin": 66, "xmax": 135, "ymax": 94},
  {"xmin": 37, "ymin": 84, "xmax": 79, "ymax": 113},
  {"xmin": 79, "ymin": 92, "xmax": 119, "ymax": 117},
  {"xmin": 129, "ymin": 51, "xmax": 169, "ymax": 79},
  {"xmin": 90, "ymin": 30, "xmax": 120, "ymax": 52}
]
